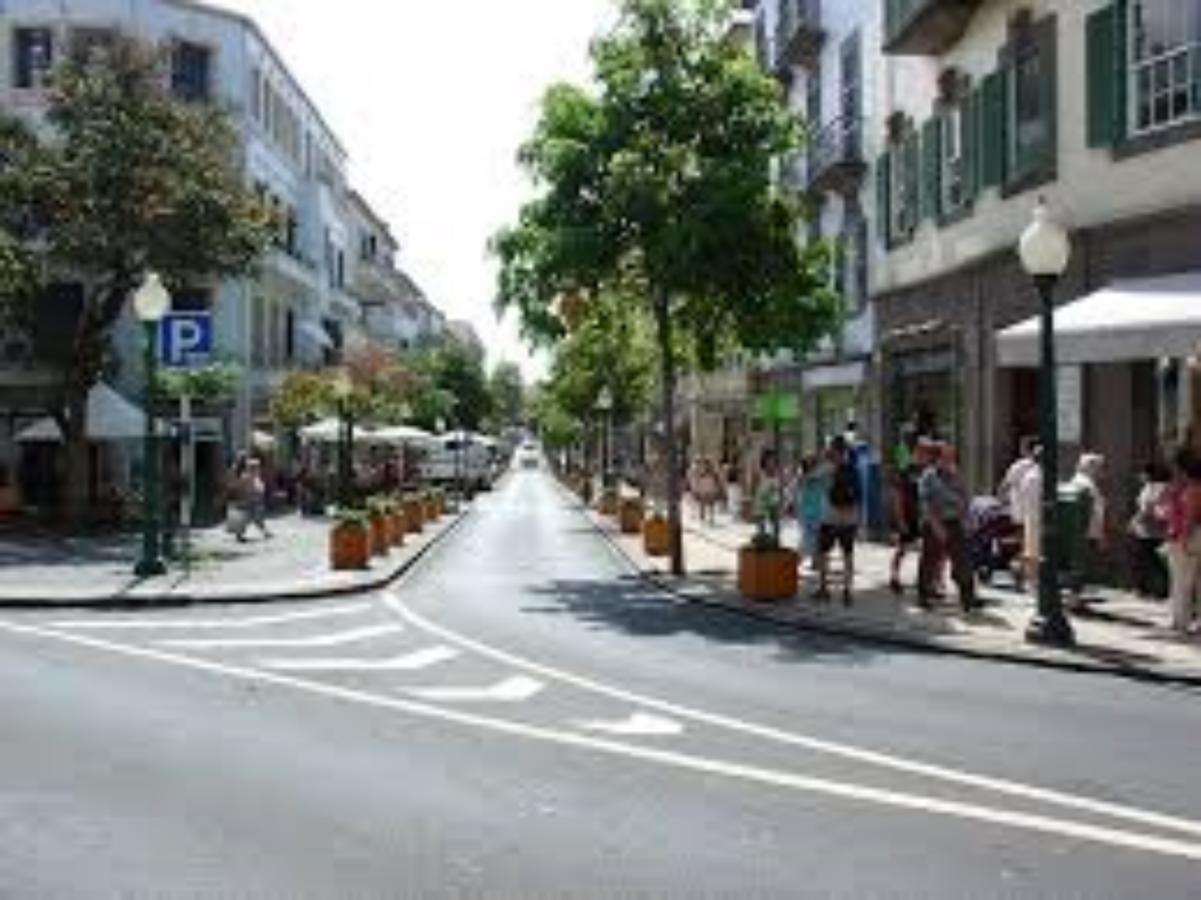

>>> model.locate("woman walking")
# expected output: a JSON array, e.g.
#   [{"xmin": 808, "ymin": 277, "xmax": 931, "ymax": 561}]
[
  {"xmin": 793, "ymin": 455, "xmax": 826, "ymax": 573},
  {"xmin": 1159, "ymin": 449, "xmax": 1201, "ymax": 634},
  {"xmin": 1129, "ymin": 461, "xmax": 1170, "ymax": 598}
]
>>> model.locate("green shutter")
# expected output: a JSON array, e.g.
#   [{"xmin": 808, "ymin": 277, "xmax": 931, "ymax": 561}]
[
  {"xmin": 980, "ymin": 70, "xmax": 1006, "ymax": 189},
  {"xmin": 1113, "ymin": 0, "xmax": 1129, "ymax": 144},
  {"xmin": 904, "ymin": 131, "xmax": 920, "ymax": 234},
  {"xmin": 921, "ymin": 117, "xmax": 942, "ymax": 221},
  {"xmin": 962, "ymin": 87, "xmax": 980, "ymax": 198},
  {"xmin": 876, "ymin": 151, "xmax": 891, "ymax": 248},
  {"xmin": 1087, "ymin": 5, "xmax": 1117, "ymax": 147}
]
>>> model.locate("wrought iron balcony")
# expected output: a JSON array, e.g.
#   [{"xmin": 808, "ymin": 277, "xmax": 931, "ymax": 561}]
[
  {"xmin": 883, "ymin": 0, "xmax": 983, "ymax": 56},
  {"xmin": 805, "ymin": 116, "xmax": 866, "ymax": 196},
  {"xmin": 773, "ymin": 0, "xmax": 823, "ymax": 78}
]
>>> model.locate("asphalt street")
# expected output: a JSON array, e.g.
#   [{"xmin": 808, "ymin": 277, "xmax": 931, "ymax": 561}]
[{"xmin": 2, "ymin": 467, "xmax": 1201, "ymax": 898}]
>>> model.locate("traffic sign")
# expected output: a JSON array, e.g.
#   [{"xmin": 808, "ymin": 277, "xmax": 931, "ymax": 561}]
[{"xmin": 160, "ymin": 312, "xmax": 213, "ymax": 368}]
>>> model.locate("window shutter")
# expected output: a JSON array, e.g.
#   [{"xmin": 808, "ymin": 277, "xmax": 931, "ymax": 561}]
[
  {"xmin": 876, "ymin": 151, "xmax": 891, "ymax": 248},
  {"xmin": 904, "ymin": 131, "xmax": 920, "ymax": 235},
  {"xmin": 980, "ymin": 71, "xmax": 1005, "ymax": 189},
  {"xmin": 921, "ymin": 117, "xmax": 942, "ymax": 221},
  {"xmin": 1036, "ymin": 14, "xmax": 1059, "ymax": 174},
  {"xmin": 1113, "ymin": 0, "xmax": 1129, "ymax": 144},
  {"xmin": 962, "ymin": 87, "xmax": 980, "ymax": 199},
  {"xmin": 1086, "ymin": 5, "xmax": 1117, "ymax": 147}
]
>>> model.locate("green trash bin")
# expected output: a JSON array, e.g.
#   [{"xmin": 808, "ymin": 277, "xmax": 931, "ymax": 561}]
[{"xmin": 1056, "ymin": 484, "xmax": 1093, "ymax": 595}]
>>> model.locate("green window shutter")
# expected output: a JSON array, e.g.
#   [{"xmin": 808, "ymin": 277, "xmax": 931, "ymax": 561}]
[
  {"xmin": 980, "ymin": 70, "xmax": 1006, "ymax": 189},
  {"xmin": 1113, "ymin": 0, "xmax": 1129, "ymax": 144},
  {"xmin": 904, "ymin": 131, "xmax": 920, "ymax": 235},
  {"xmin": 876, "ymin": 151, "xmax": 891, "ymax": 248},
  {"xmin": 920, "ymin": 117, "xmax": 942, "ymax": 221},
  {"xmin": 962, "ymin": 88, "xmax": 980, "ymax": 199},
  {"xmin": 1086, "ymin": 5, "xmax": 1117, "ymax": 147}
]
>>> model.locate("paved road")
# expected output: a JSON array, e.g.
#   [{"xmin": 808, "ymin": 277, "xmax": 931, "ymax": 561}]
[{"xmin": 2, "ymin": 468, "xmax": 1201, "ymax": 898}]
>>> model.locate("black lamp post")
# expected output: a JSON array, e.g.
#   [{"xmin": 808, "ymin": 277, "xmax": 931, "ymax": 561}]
[
  {"xmin": 1019, "ymin": 199, "xmax": 1075, "ymax": 647},
  {"xmin": 133, "ymin": 272, "xmax": 170, "ymax": 578}
]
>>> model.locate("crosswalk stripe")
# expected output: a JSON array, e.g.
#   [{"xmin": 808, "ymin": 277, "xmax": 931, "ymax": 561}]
[
  {"xmin": 159, "ymin": 623, "xmax": 403, "ymax": 650},
  {"xmin": 574, "ymin": 712, "xmax": 684, "ymax": 737},
  {"xmin": 51, "ymin": 602, "xmax": 373, "ymax": 631},
  {"xmin": 258, "ymin": 645, "xmax": 460, "ymax": 673},
  {"xmin": 404, "ymin": 675, "xmax": 544, "ymax": 703}
]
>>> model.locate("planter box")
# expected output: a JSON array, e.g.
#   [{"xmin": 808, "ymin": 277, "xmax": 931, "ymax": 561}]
[
  {"xmin": 390, "ymin": 513, "xmax": 406, "ymax": 547},
  {"xmin": 369, "ymin": 515, "xmax": 390, "ymax": 556},
  {"xmin": 643, "ymin": 517, "xmax": 670, "ymax": 557},
  {"xmin": 403, "ymin": 501, "xmax": 424, "ymax": 534},
  {"xmin": 599, "ymin": 491, "xmax": 620, "ymax": 516},
  {"xmin": 737, "ymin": 547, "xmax": 799, "ymax": 601},
  {"xmin": 330, "ymin": 522, "xmax": 370, "ymax": 571},
  {"xmin": 619, "ymin": 498, "xmax": 643, "ymax": 534}
]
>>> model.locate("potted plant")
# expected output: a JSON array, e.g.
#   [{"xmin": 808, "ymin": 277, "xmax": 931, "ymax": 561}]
[
  {"xmin": 598, "ymin": 486, "xmax": 620, "ymax": 516},
  {"xmin": 619, "ymin": 496, "xmax": 643, "ymax": 534},
  {"xmin": 423, "ymin": 489, "xmax": 440, "ymax": 523},
  {"xmin": 387, "ymin": 496, "xmax": 406, "ymax": 548},
  {"xmin": 643, "ymin": 509, "xmax": 670, "ymax": 557},
  {"xmin": 401, "ymin": 492, "xmax": 424, "ymax": 535},
  {"xmin": 329, "ymin": 507, "xmax": 371, "ymax": 571},
  {"xmin": 737, "ymin": 483, "xmax": 798, "ymax": 602},
  {"xmin": 366, "ymin": 497, "xmax": 392, "ymax": 557}
]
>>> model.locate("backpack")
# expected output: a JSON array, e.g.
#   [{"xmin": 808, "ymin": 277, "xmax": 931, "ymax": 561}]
[{"xmin": 829, "ymin": 461, "xmax": 860, "ymax": 509}]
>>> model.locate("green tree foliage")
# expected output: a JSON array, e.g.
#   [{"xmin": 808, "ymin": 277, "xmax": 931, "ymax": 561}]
[
  {"xmin": 492, "ymin": 0, "xmax": 839, "ymax": 573},
  {"xmin": 407, "ymin": 340, "xmax": 492, "ymax": 433},
  {"xmin": 0, "ymin": 37, "xmax": 274, "ymax": 516},
  {"xmin": 270, "ymin": 371, "xmax": 337, "ymax": 429},
  {"xmin": 488, "ymin": 362, "xmax": 526, "ymax": 430}
]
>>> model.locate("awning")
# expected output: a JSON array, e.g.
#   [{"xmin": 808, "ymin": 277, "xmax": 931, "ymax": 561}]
[
  {"xmin": 297, "ymin": 320, "xmax": 333, "ymax": 349},
  {"xmin": 371, "ymin": 425, "xmax": 436, "ymax": 448},
  {"xmin": 15, "ymin": 383, "xmax": 162, "ymax": 443},
  {"xmin": 802, "ymin": 360, "xmax": 866, "ymax": 392},
  {"xmin": 997, "ymin": 272, "xmax": 1201, "ymax": 367}
]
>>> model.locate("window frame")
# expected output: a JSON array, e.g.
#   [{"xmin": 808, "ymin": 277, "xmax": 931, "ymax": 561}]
[
  {"xmin": 888, "ymin": 131, "xmax": 919, "ymax": 246},
  {"xmin": 940, "ymin": 105, "xmax": 967, "ymax": 217},
  {"xmin": 170, "ymin": 38, "xmax": 212, "ymax": 103},
  {"xmin": 1128, "ymin": 0, "xmax": 1201, "ymax": 136},
  {"xmin": 13, "ymin": 26, "xmax": 54, "ymax": 90}
]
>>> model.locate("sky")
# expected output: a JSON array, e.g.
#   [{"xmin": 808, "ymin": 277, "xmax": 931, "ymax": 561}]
[{"xmin": 212, "ymin": 0, "xmax": 618, "ymax": 384}]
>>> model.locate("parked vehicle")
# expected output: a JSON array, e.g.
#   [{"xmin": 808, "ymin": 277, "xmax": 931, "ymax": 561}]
[{"xmin": 420, "ymin": 432, "xmax": 494, "ymax": 490}]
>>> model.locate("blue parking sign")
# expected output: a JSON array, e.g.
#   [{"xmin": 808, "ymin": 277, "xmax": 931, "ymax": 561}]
[{"xmin": 160, "ymin": 313, "xmax": 213, "ymax": 368}]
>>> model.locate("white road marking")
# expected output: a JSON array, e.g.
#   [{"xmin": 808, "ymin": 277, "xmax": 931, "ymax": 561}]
[
  {"xmin": 1, "ymin": 616, "xmax": 1199, "ymax": 863},
  {"xmin": 259, "ymin": 645, "xmax": 460, "ymax": 673},
  {"xmin": 51, "ymin": 602, "xmax": 373, "ymax": 631},
  {"xmin": 160, "ymin": 623, "xmax": 403, "ymax": 650},
  {"xmin": 405, "ymin": 675, "xmax": 545, "ymax": 703},
  {"xmin": 383, "ymin": 593, "xmax": 1201, "ymax": 842},
  {"xmin": 574, "ymin": 712, "xmax": 684, "ymax": 737}
]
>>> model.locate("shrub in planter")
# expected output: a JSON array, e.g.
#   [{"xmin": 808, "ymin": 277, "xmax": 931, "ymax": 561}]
[
  {"xmin": 619, "ymin": 497, "xmax": 643, "ymax": 534},
  {"xmin": 643, "ymin": 513, "xmax": 670, "ymax": 557},
  {"xmin": 330, "ymin": 508, "xmax": 371, "ymax": 571},
  {"xmin": 387, "ymin": 498, "xmax": 406, "ymax": 547},
  {"xmin": 598, "ymin": 488, "xmax": 620, "ymax": 517},
  {"xmin": 366, "ymin": 498, "xmax": 392, "ymax": 557},
  {"xmin": 401, "ymin": 494, "xmax": 424, "ymax": 534},
  {"xmin": 737, "ymin": 532, "xmax": 798, "ymax": 601}
]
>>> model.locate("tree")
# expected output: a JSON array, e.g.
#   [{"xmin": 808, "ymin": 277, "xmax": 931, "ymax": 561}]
[
  {"xmin": 488, "ymin": 362, "xmax": 526, "ymax": 430},
  {"xmin": 408, "ymin": 340, "xmax": 492, "ymax": 433},
  {"xmin": 269, "ymin": 371, "xmax": 336, "ymax": 430},
  {"xmin": 0, "ymin": 38, "xmax": 274, "ymax": 517},
  {"xmin": 492, "ymin": 0, "xmax": 840, "ymax": 574}
]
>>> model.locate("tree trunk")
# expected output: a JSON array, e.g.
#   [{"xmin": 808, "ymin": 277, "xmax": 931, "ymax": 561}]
[{"xmin": 652, "ymin": 287, "xmax": 685, "ymax": 576}]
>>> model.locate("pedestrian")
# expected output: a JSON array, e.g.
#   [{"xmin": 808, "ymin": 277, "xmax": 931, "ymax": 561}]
[
  {"xmin": 1158, "ymin": 447, "xmax": 1201, "ymax": 634},
  {"xmin": 1014, "ymin": 447, "xmax": 1044, "ymax": 592},
  {"xmin": 1066, "ymin": 452, "xmax": 1107, "ymax": 599},
  {"xmin": 724, "ymin": 457, "xmax": 743, "ymax": 523},
  {"xmin": 1128, "ymin": 460, "xmax": 1170, "ymax": 598},
  {"xmin": 998, "ymin": 436, "xmax": 1040, "ymax": 515},
  {"xmin": 230, "ymin": 457, "xmax": 272, "ymax": 542},
  {"xmin": 694, "ymin": 457, "xmax": 722, "ymax": 525},
  {"xmin": 814, "ymin": 435, "xmax": 860, "ymax": 606},
  {"xmin": 918, "ymin": 442, "xmax": 978, "ymax": 611},
  {"xmin": 792, "ymin": 454, "xmax": 826, "ymax": 573},
  {"xmin": 888, "ymin": 438, "xmax": 928, "ymax": 595}
]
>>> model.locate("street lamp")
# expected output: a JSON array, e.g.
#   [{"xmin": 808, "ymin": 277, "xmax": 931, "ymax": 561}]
[
  {"xmin": 1018, "ymin": 198, "xmax": 1074, "ymax": 647},
  {"xmin": 332, "ymin": 368, "xmax": 354, "ymax": 509},
  {"xmin": 133, "ymin": 272, "xmax": 170, "ymax": 577},
  {"xmin": 596, "ymin": 385, "xmax": 614, "ymax": 487}
]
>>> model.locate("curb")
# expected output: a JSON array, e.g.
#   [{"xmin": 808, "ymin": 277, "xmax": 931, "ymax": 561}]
[
  {"xmin": 0, "ymin": 506, "xmax": 475, "ymax": 611},
  {"xmin": 559, "ymin": 485, "xmax": 1201, "ymax": 688}
]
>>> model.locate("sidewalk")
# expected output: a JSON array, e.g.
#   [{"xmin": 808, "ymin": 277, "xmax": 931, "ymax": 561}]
[
  {"xmin": 584, "ymin": 497, "xmax": 1201, "ymax": 685},
  {"xmin": 0, "ymin": 507, "xmax": 467, "ymax": 608}
]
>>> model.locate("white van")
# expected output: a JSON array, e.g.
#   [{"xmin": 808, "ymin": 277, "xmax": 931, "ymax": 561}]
[{"xmin": 420, "ymin": 432, "xmax": 493, "ymax": 489}]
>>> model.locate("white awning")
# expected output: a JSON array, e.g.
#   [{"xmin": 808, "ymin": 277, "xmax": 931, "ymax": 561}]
[
  {"xmin": 297, "ymin": 320, "xmax": 333, "ymax": 349},
  {"xmin": 802, "ymin": 360, "xmax": 866, "ymax": 391},
  {"xmin": 15, "ymin": 383, "xmax": 162, "ymax": 443},
  {"xmin": 371, "ymin": 425, "xmax": 436, "ymax": 448},
  {"xmin": 997, "ymin": 272, "xmax": 1201, "ymax": 367}
]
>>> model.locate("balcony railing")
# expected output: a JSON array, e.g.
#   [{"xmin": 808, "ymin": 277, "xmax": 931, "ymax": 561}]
[
  {"xmin": 805, "ymin": 116, "xmax": 866, "ymax": 196},
  {"xmin": 883, "ymin": 0, "xmax": 983, "ymax": 56},
  {"xmin": 773, "ymin": 0, "xmax": 823, "ymax": 77}
]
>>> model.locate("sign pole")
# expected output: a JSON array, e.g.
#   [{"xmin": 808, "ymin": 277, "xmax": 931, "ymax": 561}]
[{"xmin": 180, "ymin": 393, "xmax": 194, "ymax": 576}]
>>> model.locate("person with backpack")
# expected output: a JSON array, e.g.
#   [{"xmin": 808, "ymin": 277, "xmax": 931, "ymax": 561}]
[
  {"xmin": 918, "ymin": 442, "xmax": 978, "ymax": 611},
  {"xmin": 814, "ymin": 435, "xmax": 861, "ymax": 605}
]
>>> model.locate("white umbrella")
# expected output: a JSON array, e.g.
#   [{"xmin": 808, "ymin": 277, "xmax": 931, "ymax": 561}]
[
  {"xmin": 15, "ymin": 383, "xmax": 164, "ymax": 443},
  {"xmin": 372, "ymin": 425, "xmax": 436, "ymax": 448},
  {"xmin": 298, "ymin": 417, "xmax": 345, "ymax": 444}
]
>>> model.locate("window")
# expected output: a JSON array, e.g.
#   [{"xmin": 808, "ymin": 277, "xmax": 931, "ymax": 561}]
[
  {"xmin": 250, "ymin": 67, "xmax": 262, "ymax": 121},
  {"xmin": 171, "ymin": 41, "xmax": 211, "ymax": 102},
  {"xmin": 888, "ymin": 131, "xmax": 919, "ymax": 245},
  {"xmin": 1130, "ymin": 0, "xmax": 1201, "ymax": 133},
  {"xmin": 14, "ymin": 28, "xmax": 53, "ymax": 89},
  {"xmin": 843, "ymin": 214, "xmax": 868, "ymax": 314},
  {"xmin": 1008, "ymin": 45, "xmax": 1048, "ymax": 178},
  {"xmin": 839, "ymin": 32, "xmax": 862, "ymax": 157},
  {"xmin": 941, "ymin": 106, "xmax": 965, "ymax": 214},
  {"xmin": 171, "ymin": 289, "xmax": 211, "ymax": 312}
]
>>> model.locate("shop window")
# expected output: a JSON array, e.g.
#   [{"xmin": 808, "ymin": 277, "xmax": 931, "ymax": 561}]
[{"xmin": 13, "ymin": 27, "xmax": 53, "ymax": 89}]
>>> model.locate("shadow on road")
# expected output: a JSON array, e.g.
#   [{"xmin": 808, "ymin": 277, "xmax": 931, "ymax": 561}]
[{"xmin": 522, "ymin": 574, "xmax": 920, "ymax": 668}]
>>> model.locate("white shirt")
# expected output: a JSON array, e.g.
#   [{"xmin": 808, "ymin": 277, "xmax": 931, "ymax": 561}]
[
  {"xmin": 1068, "ymin": 472, "xmax": 1106, "ymax": 541},
  {"xmin": 1000, "ymin": 457, "xmax": 1037, "ymax": 513},
  {"xmin": 1014, "ymin": 465, "xmax": 1043, "ymax": 525}
]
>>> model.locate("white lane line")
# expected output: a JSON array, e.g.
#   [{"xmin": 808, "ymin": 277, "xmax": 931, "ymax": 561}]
[
  {"xmin": 51, "ymin": 602, "xmax": 373, "ymax": 631},
  {"xmin": 160, "ymin": 623, "xmax": 403, "ymax": 650},
  {"xmin": 405, "ymin": 675, "xmax": 544, "ymax": 703},
  {"xmin": 259, "ymin": 645, "xmax": 460, "ymax": 673},
  {"xmin": 1, "ymin": 617, "xmax": 1199, "ymax": 863},
  {"xmin": 574, "ymin": 712, "xmax": 684, "ymax": 737},
  {"xmin": 382, "ymin": 593, "xmax": 1201, "ymax": 842}
]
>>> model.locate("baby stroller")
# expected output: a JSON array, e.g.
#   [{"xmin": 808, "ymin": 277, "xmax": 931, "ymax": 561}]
[{"xmin": 967, "ymin": 496, "xmax": 1025, "ymax": 588}]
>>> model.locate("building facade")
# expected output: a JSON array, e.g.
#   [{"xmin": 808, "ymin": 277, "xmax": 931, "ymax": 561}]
[{"xmin": 873, "ymin": 0, "xmax": 1201, "ymax": 572}]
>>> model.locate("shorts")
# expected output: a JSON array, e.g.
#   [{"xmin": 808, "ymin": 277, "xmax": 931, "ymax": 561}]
[{"xmin": 819, "ymin": 523, "xmax": 857, "ymax": 555}]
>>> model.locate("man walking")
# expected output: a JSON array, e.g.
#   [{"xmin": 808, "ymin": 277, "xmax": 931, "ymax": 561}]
[
  {"xmin": 918, "ymin": 443, "xmax": 978, "ymax": 611},
  {"xmin": 814, "ymin": 436, "xmax": 861, "ymax": 606}
]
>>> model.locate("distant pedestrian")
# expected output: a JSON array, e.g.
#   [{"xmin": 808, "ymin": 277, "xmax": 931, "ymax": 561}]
[
  {"xmin": 692, "ymin": 457, "xmax": 722, "ymax": 525},
  {"xmin": 1129, "ymin": 460, "xmax": 1170, "ymax": 598},
  {"xmin": 888, "ymin": 438, "xmax": 929, "ymax": 595},
  {"xmin": 1066, "ymin": 453, "xmax": 1107, "ymax": 599},
  {"xmin": 792, "ymin": 454, "xmax": 827, "ymax": 572},
  {"xmin": 814, "ymin": 436, "xmax": 860, "ymax": 606},
  {"xmin": 1014, "ymin": 449, "xmax": 1044, "ymax": 592},
  {"xmin": 998, "ymin": 437, "xmax": 1040, "ymax": 515},
  {"xmin": 229, "ymin": 457, "xmax": 272, "ymax": 542},
  {"xmin": 918, "ymin": 443, "xmax": 978, "ymax": 611},
  {"xmin": 1158, "ymin": 448, "xmax": 1201, "ymax": 633},
  {"xmin": 724, "ymin": 457, "xmax": 743, "ymax": 522}
]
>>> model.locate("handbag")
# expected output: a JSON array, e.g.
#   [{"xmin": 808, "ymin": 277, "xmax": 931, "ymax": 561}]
[{"xmin": 225, "ymin": 506, "xmax": 249, "ymax": 534}]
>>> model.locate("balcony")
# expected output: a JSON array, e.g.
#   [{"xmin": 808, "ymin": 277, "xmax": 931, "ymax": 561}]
[
  {"xmin": 805, "ymin": 117, "xmax": 866, "ymax": 196},
  {"xmin": 773, "ymin": 0, "xmax": 823, "ymax": 78},
  {"xmin": 883, "ymin": 0, "xmax": 983, "ymax": 56}
]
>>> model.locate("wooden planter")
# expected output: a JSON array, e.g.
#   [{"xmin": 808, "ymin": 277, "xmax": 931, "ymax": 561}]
[
  {"xmin": 390, "ymin": 513, "xmax": 406, "ymax": 547},
  {"xmin": 643, "ymin": 516, "xmax": 670, "ymax": 557},
  {"xmin": 404, "ymin": 500, "xmax": 424, "ymax": 534},
  {"xmin": 423, "ymin": 499, "xmax": 439, "ymax": 522},
  {"xmin": 369, "ymin": 514, "xmax": 390, "ymax": 556},
  {"xmin": 737, "ymin": 547, "xmax": 799, "ymax": 601},
  {"xmin": 599, "ymin": 491, "xmax": 619, "ymax": 516},
  {"xmin": 330, "ymin": 521, "xmax": 370, "ymax": 571},
  {"xmin": 619, "ymin": 498, "xmax": 643, "ymax": 534}
]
